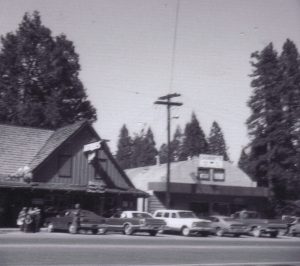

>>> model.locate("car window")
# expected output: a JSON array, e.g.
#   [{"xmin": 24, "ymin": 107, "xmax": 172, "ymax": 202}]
[
  {"xmin": 164, "ymin": 212, "xmax": 170, "ymax": 218},
  {"xmin": 178, "ymin": 211, "xmax": 197, "ymax": 218},
  {"xmin": 155, "ymin": 212, "xmax": 162, "ymax": 217},
  {"xmin": 209, "ymin": 217, "xmax": 219, "ymax": 222},
  {"xmin": 171, "ymin": 213, "xmax": 177, "ymax": 218},
  {"xmin": 132, "ymin": 213, "xmax": 152, "ymax": 218}
]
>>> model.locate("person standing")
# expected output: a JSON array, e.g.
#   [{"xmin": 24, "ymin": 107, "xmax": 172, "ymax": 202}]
[
  {"xmin": 70, "ymin": 203, "xmax": 81, "ymax": 234},
  {"xmin": 17, "ymin": 207, "xmax": 28, "ymax": 231}
]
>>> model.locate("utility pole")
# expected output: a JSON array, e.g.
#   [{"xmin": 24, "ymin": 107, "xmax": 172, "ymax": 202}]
[{"xmin": 154, "ymin": 93, "xmax": 182, "ymax": 208}]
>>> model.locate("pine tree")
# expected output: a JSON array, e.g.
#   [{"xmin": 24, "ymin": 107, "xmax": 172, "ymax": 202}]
[
  {"xmin": 245, "ymin": 42, "xmax": 298, "ymax": 208},
  {"xmin": 0, "ymin": 11, "xmax": 96, "ymax": 129},
  {"xmin": 142, "ymin": 127, "xmax": 158, "ymax": 166},
  {"xmin": 208, "ymin": 121, "xmax": 230, "ymax": 161},
  {"xmin": 131, "ymin": 127, "xmax": 158, "ymax": 167},
  {"xmin": 170, "ymin": 125, "xmax": 185, "ymax": 161},
  {"xmin": 115, "ymin": 125, "xmax": 132, "ymax": 170},
  {"xmin": 182, "ymin": 112, "xmax": 208, "ymax": 159},
  {"xmin": 158, "ymin": 143, "xmax": 168, "ymax": 164}
]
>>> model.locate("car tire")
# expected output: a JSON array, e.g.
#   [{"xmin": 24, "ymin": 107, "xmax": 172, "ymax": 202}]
[
  {"xmin": 270, "ymin": 231, "xmax": 278, "ymax": 238},
  {"xmin": 69, "ymin": 224, "xmax": 77, "ymax": 234},
  {"xmin": 216, "ymin": 228, "xmax": 224, "ymax": 237},
  {"xmin": 124, "ymin": 224, "xmax": 134, "ymax": 235},
  {"xmin": 47, "ymin": 223, "xmax": 54, "ymax": 233},
  {"xmin": 252, "ymin": 227, "xmax": 262, "ymax": 237},
  {"xmin": 92, "ymin": 229, "xmax": 98, "ymax": 235},
  {"xmin": 181, "ymin": 227, "xmax": 190, "ymax": 236},
  {"xmin": 149, "ymin": 230, "xmax": 158, "ymax": 236}
]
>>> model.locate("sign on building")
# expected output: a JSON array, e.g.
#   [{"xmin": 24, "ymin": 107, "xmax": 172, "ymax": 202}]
[
  {"xmin": 83, "ymin": 141, "xmax": 102, "ymax": 152},
  {"xmin": 199, "ymin": 154, "xmax": 224, "ymax": 169}
]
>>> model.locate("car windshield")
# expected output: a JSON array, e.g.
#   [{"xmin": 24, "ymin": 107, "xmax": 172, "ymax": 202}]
[
  {"xmin": 178, "ymin": 212, "xmax": 197, "ymax": 218},
  {"xmin": 132, "ymin": 213, "xmax": 152, "ymax": 218}
]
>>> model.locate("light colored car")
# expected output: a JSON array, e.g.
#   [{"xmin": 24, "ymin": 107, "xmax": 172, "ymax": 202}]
[
  {"xmin": 152, "ymin": 209, "xmax": 213, "ymax": 236},
  {"xmin": 287, "ymin": 217, "xmax": 300, "ymax": 237},
  {"xmin": 208, "ymin": 215, "xmax": 248, "ymax": 237}
]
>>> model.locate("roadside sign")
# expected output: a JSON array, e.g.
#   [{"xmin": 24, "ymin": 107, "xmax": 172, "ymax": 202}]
[{"xmin": 199, "ymin": 154, "xmax": 223, "ymax": 169}]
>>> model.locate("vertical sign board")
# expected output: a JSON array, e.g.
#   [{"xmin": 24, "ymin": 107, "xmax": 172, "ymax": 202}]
[{"xmin": 199, "ymin": 154, "xmax": 224, "ymax": 169}]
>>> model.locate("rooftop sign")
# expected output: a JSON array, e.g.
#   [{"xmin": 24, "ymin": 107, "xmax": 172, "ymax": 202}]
[{"xmin": 199, "ymin": 154, "xmax": 224, "ymax": 169}]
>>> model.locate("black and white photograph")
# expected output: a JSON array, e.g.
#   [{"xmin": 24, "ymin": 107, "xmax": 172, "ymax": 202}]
[{"xmin": 0, "ymin": 0, "xmax": 300, "ymax": 265}]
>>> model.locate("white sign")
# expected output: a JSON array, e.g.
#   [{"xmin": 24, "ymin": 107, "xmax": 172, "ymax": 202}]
[
  {"xmin": 199, "ymin": 154, "xmax": 224, "ymax": 169},
  {"xmin": 83, "ymin": 141, "xmax": 101, "ymax": 152}
]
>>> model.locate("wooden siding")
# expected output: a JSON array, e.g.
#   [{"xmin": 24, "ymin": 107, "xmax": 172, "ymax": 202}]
[{"xmin": 33, "ymin": 127, "xmax": 100, "ymax": 186}]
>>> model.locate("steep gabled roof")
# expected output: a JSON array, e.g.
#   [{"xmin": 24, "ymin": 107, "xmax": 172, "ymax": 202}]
[{"xmin": 0, "ymin": 121, "xmax": 86, "ymax": 176}]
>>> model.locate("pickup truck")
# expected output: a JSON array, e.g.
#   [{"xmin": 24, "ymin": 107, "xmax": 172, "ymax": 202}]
[{"xmin": 231, "ymin": 211, "xmax": 287, "ymax": 238}]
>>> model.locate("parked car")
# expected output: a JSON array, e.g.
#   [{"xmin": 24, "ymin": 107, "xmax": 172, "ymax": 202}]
[
  {"xmin": 287, "ymin": 217, "xmax": 300, "ymax": 237},
  {"xmin": 207, "ymin": 215, "xmax": 248, "ymax": 237},
  {"xmin": 101, "ymin": 211, "xmax": 166, "ymax": 236},
  {"xmin": 231, "ymin": 210, "xmax": 287, "ymax": 238},
  {"xmin": 152, "ymin": 210, "xmax": 214, "ymax": 236},
  {"xmin": 45, "ymin": 209, "xmax": 106, "ymax": 234}
]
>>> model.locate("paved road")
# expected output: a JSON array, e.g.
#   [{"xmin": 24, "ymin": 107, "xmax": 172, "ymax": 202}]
[{"xmin": 0, "ymin": 231, "xmax": 300, "ymax": 266}]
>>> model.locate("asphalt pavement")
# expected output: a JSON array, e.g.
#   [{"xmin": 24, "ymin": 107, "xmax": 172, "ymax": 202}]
[{"xmin": 0, "ymin": 230, "xmax": 300, "ymax": 266}]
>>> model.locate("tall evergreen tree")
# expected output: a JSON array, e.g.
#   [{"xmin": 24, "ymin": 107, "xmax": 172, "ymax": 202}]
[
  {"xmin": 131, "ymin": 127, "xmax": 158, "ymax": 167},
  {"xmin": 170, "ymin": 125, "xmax": 185, "ymax": 161},
  {"xmin": 0, "ymin": 11, "xmax": 96, "ymax": 129},
  {"xmin": 208, "ymin": 121, "xmax": 230, "ymax": 161},
  {"xmin": 182, "ymin": 112, "xmax": 208, "ymax": 159},
  {"xmin": 158, "ymin": 143, "xmax": 168, "ymax": 164},
  {"xmin": 245, "ymin": 42, "xmax": 299, "ymax": 209},
  {"xmin": 142, "ymin": 127, "xmax": 158, "ymax": 166},
  {"xmin": 115, "ymin": 125, "xmax": 132, "ymax": 170}
]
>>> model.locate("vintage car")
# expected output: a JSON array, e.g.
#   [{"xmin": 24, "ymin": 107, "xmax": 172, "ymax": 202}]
[
  {"xmin": 153, "ymin": 210, "xmax": 214, "ymax": 236},
  {"xmin": 45, "ymin": 209, "xmax": 106, "ymax": 234},
  {"xmin": 287, "ymin": 217, "xmax": 300, "ymax": 236},
  {"xmin": 101, "ymin": 211, "xmax": 166, "ymax": 236},
  {"xmin": 231, "ymin": 210, "xmax": 287, "ymax": 238},
  {"xmin": 207, "ymin": 215, "xmax": 248, "ymax": 237}
]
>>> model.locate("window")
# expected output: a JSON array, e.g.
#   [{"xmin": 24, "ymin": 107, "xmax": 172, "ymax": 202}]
[
  {"xmin": 198, "ymin": 168, "xmax": 210, "ymax": 180},
  {"xmin": 171, "ymin": 213, "xmax": 177, "ymax": 218},
  {"xmin": 213, "ymin": 169, "xmax": 225, "ymax": 181},
  {"xmin": 155, "ymin": 212, "xmax": 162, "ymax": 218},
  {"xmin": 58, "ymin": 155, "xmax": 72, "ymax": 177},
  {"xmin": 163, "ymin": 212, "xmax": 170, "ymax": 218}
]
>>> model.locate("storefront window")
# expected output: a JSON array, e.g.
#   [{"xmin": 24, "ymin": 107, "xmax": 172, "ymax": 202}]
[
  {"xmin": 213, "ymin": 169, "xmax": 225, "ymax": 181},
  {"xmin": 198, "ymin": 168, "xmax": 210, "ymax": 180}
]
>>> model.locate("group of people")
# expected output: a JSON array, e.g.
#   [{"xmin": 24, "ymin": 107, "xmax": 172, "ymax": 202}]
[{"xmin": 17, "ymin": 207, "xmax": 41, "ymax": 233}]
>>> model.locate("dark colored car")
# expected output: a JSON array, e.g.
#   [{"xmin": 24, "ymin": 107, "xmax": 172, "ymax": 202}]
[
  {"xmin": 101, "ymin": 211, "xmax": 166, "ymax": 236},
  {"xmin": 45, "ymin": 209, "xmax": 106, "ymax": 234}
]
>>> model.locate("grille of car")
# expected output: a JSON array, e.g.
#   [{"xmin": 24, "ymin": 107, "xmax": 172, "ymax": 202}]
[{"xmin": 146, "ymin": 219, "xmax": 165, "ymax": 226}]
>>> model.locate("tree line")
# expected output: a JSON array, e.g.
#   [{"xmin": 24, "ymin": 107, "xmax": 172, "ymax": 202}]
[
  {"xmin": 238, "ymin": 39, "xmax": 300, "ymax": 214},
  {"xmin": 116, "ymin": 112, "xmax": 230, "ymax": 170}
]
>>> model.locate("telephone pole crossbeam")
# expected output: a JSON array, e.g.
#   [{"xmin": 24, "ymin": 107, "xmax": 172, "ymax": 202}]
[{"xmin": 154, "ymin": 93, "xmax": 182, "ymax": 209}]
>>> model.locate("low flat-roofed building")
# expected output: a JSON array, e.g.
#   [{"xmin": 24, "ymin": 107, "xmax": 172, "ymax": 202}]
[{"xmin": 126, "ymin": 155, "xmax": 269, "ymax": 216}]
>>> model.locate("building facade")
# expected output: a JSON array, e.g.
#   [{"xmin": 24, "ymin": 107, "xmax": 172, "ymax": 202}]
[
  {"xmin": 126, "ymin": 155, "xmax": 269, "ymax": 216},
  {"xmin": 0, "ymin": 121, "xmax": 146, "ymax": 227}
]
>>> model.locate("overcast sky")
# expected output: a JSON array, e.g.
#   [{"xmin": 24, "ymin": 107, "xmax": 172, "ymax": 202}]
[{"xmin": 1, "ymin": 0, "xmax": 300, "ymax": 163}]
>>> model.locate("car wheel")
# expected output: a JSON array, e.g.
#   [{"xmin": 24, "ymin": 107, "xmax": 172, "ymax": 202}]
[
  {"xmin": 47, "ymin": 223, "xmax": 54, "ymax": 233},
  {"xmin": 252, "ymin": 227, "xmax": 262, "ymax": 237},
  {"xmin": 270, "ymin": 231, "xmax": 278, "ymax": 238},
  {"xmin": 98, "ymin": 228, "xmax": 107, "ymax": 235},
  {"xmin": 69, "ymin": 224, "xmax": 77, "ymax": 234},
  {"xmin": 92, "ymin": 229, "xmax": 98, "ymax": 235},
  {"xmin": 216, "ymin": 228, "xmax": 224, "ymax": 237},
  {"xmin": 149, "ymin": 230, "xmax": 158, "ymax": 236},
  {"xmin": 181, "ymin": 227, "xmax": 190, "ymax": 236},
  {"xmin": 124, "ymin": 224, "xmax": 134, "ymax": 235}
]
